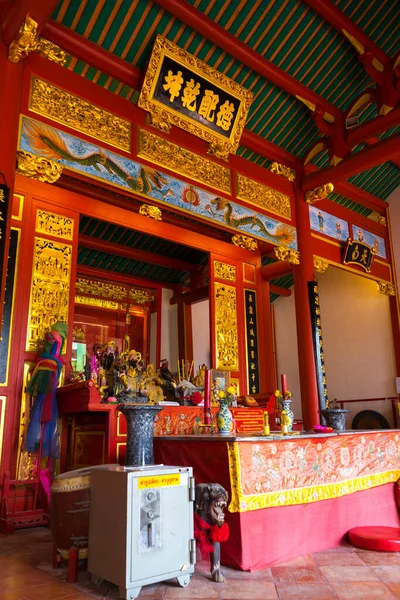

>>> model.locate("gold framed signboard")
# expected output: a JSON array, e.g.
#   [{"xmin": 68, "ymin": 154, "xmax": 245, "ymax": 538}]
[{"xmin": 138, "ymin": 35, "xmax": 253, "ymax": 160}]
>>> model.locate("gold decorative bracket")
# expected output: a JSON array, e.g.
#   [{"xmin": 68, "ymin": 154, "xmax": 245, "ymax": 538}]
[
  {"xmin": 207, "ymin": 140, "xmax": 229, "ymax": 161},
  {"xmin": 305, "ymin": 183, "xmax": 334, "ymax": 204},
  {"xmin": 269, "ymin": 162, "xmax": 296, "ymax": 182},
  {"xmin": 139, "ymin": 204, "xmax": 162, "ymax": 221},
  {"xmin": 313, "ymin": 257, "xmax": 329, "ymax": 273},
  {"xmin": 145, "ymin": 110, "xmax": 171, "ymax": 134},
  {"xmin": 8, "ymin": 17, "xmax": 66, "ymax": 65},
  {"xmin": 16, "ymin": 150, "xmax": 63, "ymax": 184},
  {"xmin": 377, "ymin": 215, "xmax": 387, "ymax": 226},
  {"xmin": 232, "ymin": 234, "xmax": 258, "ymax": 251},
  {"xmin": 274, "ymin": 246, "xmax": 300, "ymax": 264},
  {"xmin": 377, "ymin": 281, "xmax": 395, "ymax": 296}
]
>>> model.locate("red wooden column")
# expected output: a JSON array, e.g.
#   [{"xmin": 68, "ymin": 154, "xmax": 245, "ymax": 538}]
[
  {"xmin": 0, "ymin": 40, "xmax": 23, "ymax": 326},
  {"xmin": 293, "ymin": 185, "xmax": 320, "ymax": 429}
]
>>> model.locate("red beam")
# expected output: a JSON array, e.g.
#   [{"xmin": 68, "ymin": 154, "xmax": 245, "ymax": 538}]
[
  {"xmin": 270, "ymin": 284, "xmax": 292, "ymax": 297},
  {"xmin": 302, "ymin": 0, "xmax": 390, "ymax": 66},
  {"xmin": 302, "ymin": 131, "xmax": 400, "ymax": 190},
  {"xmin": 170, "ymin": 286, "xmax": 209, "ymax": 305},
  {"xmin": 347, "ymin": 106, "xmax": 400, "ymax": 146},
  {"xmin": 154, "ymin": 0, "xmax": 340, "ymax": 120},
  {"xmin": 260, "ymin": 261, "xmax": 292, "ymax": 281},
  {"xmin": 2, "ymin": 0, "xmax": 59, "ymax": 46},
  {"xmin": 79, "ymin": 234, "xmax": 198, "ymax": 273},
  {"xmin": 42, "ymin": 21, "xmax": 141, "ymax": 89},
  {"xmin": 239, "ymin": 130, "xmax": 301, "ymax": 170}
]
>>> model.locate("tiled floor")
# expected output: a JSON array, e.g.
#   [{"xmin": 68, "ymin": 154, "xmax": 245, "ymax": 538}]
[{"xmin": 0, "ymin": 529, "xmax": 400, "ymax": 599}]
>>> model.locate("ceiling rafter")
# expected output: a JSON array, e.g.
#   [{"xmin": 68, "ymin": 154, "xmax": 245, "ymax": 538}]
[{"xmin": 1, "ymin": 0, "xmax": 59, "ymax": 46}]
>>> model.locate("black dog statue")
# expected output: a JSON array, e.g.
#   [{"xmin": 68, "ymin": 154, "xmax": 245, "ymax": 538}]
[{"xmin": 194, "ymin": 483, "xmax": 229, "ymax": 583}]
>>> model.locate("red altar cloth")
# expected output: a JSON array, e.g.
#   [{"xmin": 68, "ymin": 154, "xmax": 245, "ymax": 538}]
[{"xmin": 154, "ymin": 435, "xmax": 400, "ymax": 570}]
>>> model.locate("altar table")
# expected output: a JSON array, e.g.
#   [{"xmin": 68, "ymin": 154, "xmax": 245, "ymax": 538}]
[{"xmin": 154, "ymin": 431, "xmax": 400, "ymax": 570}]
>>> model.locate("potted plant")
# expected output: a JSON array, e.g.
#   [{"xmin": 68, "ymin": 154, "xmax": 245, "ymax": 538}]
[{"xmin": 319, "ymin": 396, "xmax": 350, "ymax": 431}]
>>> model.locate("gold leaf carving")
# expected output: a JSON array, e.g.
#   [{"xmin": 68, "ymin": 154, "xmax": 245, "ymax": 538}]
[
  {"xmin": 75, "ymin": 296, "xmax": 119, "ymax": 310},
  {"xmin": 377, "ymin": 281, "xmax": 395, "ymax": 296},
  {"xmin": 16, "ymin": 150, "xmax": 63, "ymax": 183},
  {"xmin": 75, "ymin": 278, "xmax": 127, "ymax": 301},
  {"xmin": 34, "ymin": 38, "xmax": 67, "ymax": 65},
  {"xmin": 236, "ymin": 174, "xmax": 292, "ymax": 219},
  {"xmin": 305, "ymin": 183, "xmax": 334, "ymax": 204},
  {"xmin": 27, "ymin": 238, "xmax": 71, "ymax": 351},
  {"xmin": 8, "ymin": 16, "xmax": 38, "ymax": 63},
  {"xmin": 138, "ymin": 35, "xmax": 253, "ymax": 159},
  {"xmin": 377, "ymin": 216, "xmax": 387, "ymax": 226},
  {"xmin": 313, "ymin": 257, "xmax": 329, "ymax": 273},
  {"xmin": 232, "ymin": 234, "xmax": 257, "ymax": 251},
  {"xmin": 29, "ymin": 77, "xmax": 132, "ymax": 152},
  {"xmin": 128, "ymin": 289, "xmax": 155, "ymax": 304},
  {"xmin": 274, "ymin": 246, "xmax": 300, "ymax": 264},
  {"xmin": 139, "ymin": 203, "xmax": 162, "ymax": 221},
  {"xmin": 269, "ymin": 162, "xmax": 296, "ymax": 181},
  {"xmin": 214, "ymin": 261, "xmax": 236, "ymax": 281},
  {"xmin": 214, "ymin": 282, "xmax": 239, "ymax": 371},
  {"xmin": 138, "ymin": 129, "xmax": 231, "ymax": 193},
  {"xmin": 35, "ymin": 209, "xmax": 74, "ymax": 240}
]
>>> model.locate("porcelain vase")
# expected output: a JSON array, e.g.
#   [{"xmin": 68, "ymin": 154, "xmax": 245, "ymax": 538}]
[
  {"xmin": 216, "ymin": 401, "xmax": 233, "ymax": 435},
  {"xmin": 280, "ymin": 399, "xmax": 294, "ymax": 431}
]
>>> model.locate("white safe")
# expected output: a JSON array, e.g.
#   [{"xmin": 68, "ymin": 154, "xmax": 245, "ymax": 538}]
[{"xmin": 88, "ymin": 465, "xmax": 195, "ymax": 600}]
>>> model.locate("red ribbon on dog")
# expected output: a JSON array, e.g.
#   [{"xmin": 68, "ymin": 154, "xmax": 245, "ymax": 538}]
[{"xmin": 194, "ymin": 513, "xmax": 230, "ymax": 557}]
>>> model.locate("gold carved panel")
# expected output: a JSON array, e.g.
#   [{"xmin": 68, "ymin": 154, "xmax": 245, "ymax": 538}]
[
  {"xmin": 29, "ymin": 77, "xmax": 132, "ymax": 152},
  {"xmin": 35, "ymin": 209, "xmax": 74, "ymax": 240},
  {"xmin": 75, "ymin": 296, "xmax": 119, "ymax": 310},
  {"xmin": 137, "ymin": 129, "xmax": 231, "ymax": 193},
  {"xmin": 75, "ymin": 278, "xmax": 128, "ymax": 301},
  {"xmin": 26, "ymin": 238, "xmax": 72, "ymax": 351},
  {"xmin": 214, "ymin": 260, "xmax": 236, "ymax": 281},
  {"xmin": 236, "ymin": 173, "xmax": 292, "ymax": 220},
  {"xmin": 214, "ymin": 282, "xmax": 239, "ymax": 371}
]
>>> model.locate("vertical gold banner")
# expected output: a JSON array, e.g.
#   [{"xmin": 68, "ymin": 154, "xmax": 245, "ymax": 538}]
[{"xmin": 214, "ymin": 282, "xmax": 239, "ymax": 370}]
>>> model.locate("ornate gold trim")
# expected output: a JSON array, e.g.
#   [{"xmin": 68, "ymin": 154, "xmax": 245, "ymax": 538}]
[
  {"xmin": 34, "ymin": 38, "xmax": 67, "ymax": 65},
  {"xmin": 214, "ymin": 282, "xmax": 239, "ymax": 371},
  {"xmin": 137, "ymin": 128, "xmax": 231, "ymax": 193},
  {"xmin": 75, "ymin": 295, "xmax": 119, "ymax": 310},
  {"xmin": 139, "ymin": 203, "xmax": 162, "ymax": 221},
  {"xmin": 232, "ymin": 234, "xmax": 257, "ymax": 251},
  {"xmin": 11, "ymin": 194, "xmax": 24, "ymax": 221},
  {"xmin": 214, "ymin": 260, "xmax": 236, "ymax": 281},
  {"xmin": 274, "ymin": 246, "xmax": 300, "ymax": 264},
  {"xmin": 313, "ymin": 254, "xmax": 390, "ymax": 284},
  {"xmin": 313, "ymin": 257, "xmax": 329, "ymax": 273},
  {"xmin": 236, "ymin": 173, "xmax": 291, "ymax": 219},
  {"xmin": 311, "ymin": 232, "xmax": 342, "ymax": 248},
  {"xmin": 35, "ymin": 209, "xmax": 74, "ymax": 240},
  {"xmin": 16, "ymin": 150, "xmax": 62, "ymax": 183},
  {"xmin": 29, "ymin": 77, "xmax": 131, "ymax": 152},
  {"xmin": 377, "ymin": 215, "xmax": 387, "ymax": 226},
  {"xmin": 138, "ymin": 35, "xmax": 253, "ymax": 160},
  {"xmin": 305, "ymin": 183, "xmax": 334, "ymax": 204},
  {"xmin": 377, "ymin": 281, "xmax": 395, "ymax": 296},
  {"xmin": 75, "ymin": 278, "xmax": 154, "ymax": 305},
  {"xmin": 269, "ymin": 162, "xmax": 296, "ymax": 182},
  {"xmin": 8, "ymin": 16, "xmax": 38, "ymax": 63}
]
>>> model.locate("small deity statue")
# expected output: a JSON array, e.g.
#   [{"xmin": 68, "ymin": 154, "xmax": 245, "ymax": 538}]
[
  {"xmin": 139, "ymin": 363, "xmax": 165, "ymax": 404},
  {"xmin": 89, "ymin": 343, "xmax": 103, "ymax": 385},
  {"xmin": 126, "ymin": 349, "xmax": 143, "ymax": 392},
  {"xmin": 160, "ymin": 358, "xmax": 174, "ymax": 382},
  {"xmin": 113, "ymin": 356, "xmax": 130, "ymax": 398},
  {"xmin": 210, "ymin": 379, "xmax": 220, "ymax": 407},
  {"xmin": 193, "ymin": 364, "xmax": 206, "ymax": 388}
]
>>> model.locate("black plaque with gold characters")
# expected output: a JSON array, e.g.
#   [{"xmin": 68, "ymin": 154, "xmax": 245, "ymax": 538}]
[
  {"xmin": 308, "ymin": 281, "xmax": 328, "ymax": 412},
  {"xmin": 244, "ymin": 290, "xmax": 260, "ymax": 394},
  {"xmin": 0, "ymin": 228, "xmax": 19, "ymax": 385},
  {"xmin": 343, "ymin": 238, "xmax": 375, "ymax": 272},
  {"xmin": 138, "ymin": 35, "xmax": 253, "ymax": 158},
  {"xmin": 0, "ymin": 182, "xmax": 10, "ymax": 337}
]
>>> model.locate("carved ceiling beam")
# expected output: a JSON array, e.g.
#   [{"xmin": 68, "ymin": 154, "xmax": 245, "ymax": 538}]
[
  {"xmin": 303, "ymin": 0, "xmax": 399, "ymax": 114},
  {"xmin": 154, "ymin": 0, "xmax": 340, "ymax": 123},
  {"xmin": 1, "ymin": 0, "xmax": 59, "ymax": 46},
  {"xmin": 79, "ymin": 234, "xmax": 199, "ymax": 274},
  {"xmin": 270, "ymin": 284, "xmax": 292, "ymax": 297},
  {"xmin": 170, "ymin": 285, "xmax": 209, "ymax": 306},
  {"xmin": 346, "ymin": 106, "xmax": 400, "ymax": 146},
  {"xmin": 260, "ymin": 261, "xmax": 292, "ymax": 282},
  {"xmin": 76, "ymin": 264, "xmax": 174, "ymax": 291},
  {"xmin": 302, "ymin": 131, "xmax": 400, "ymax": 190},
  {"xmin": 42, "ymin": 21, "xmax": 141, "ymax": 89}
]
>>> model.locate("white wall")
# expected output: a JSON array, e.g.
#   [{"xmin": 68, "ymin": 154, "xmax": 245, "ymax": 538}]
[
  {"xmin": 318, "ymin": 266, "xmax": 397, "ymax": 426},
  {"xmin": 160, "ymin": 288, "xmax": 179, "ymax": 369},
  {"xmin": 273, "ymin": 290, "xmax": 302, "ymax": 418},
  {"xmin": 191, "ymin": 299, "xmax": 210, "ymax": 369}
]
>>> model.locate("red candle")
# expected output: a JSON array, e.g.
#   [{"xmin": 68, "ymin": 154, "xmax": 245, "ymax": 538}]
[
  {"xmin": 204, "ymin": 368, "xmax": 211, "ymax": 424},
  {"xmin": 281, "ymin": 374, "xmax": 287, "ymax": 398}
]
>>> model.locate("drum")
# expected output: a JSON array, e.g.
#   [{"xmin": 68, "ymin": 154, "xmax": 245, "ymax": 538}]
[{"xmin": 50, "ymin": 465, "xmax": 117, "ymax": 559}]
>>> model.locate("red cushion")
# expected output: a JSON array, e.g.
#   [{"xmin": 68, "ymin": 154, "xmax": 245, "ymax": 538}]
[{"xmin": 348, "ymin": 526, "xmax": 400, "ymax": 552}]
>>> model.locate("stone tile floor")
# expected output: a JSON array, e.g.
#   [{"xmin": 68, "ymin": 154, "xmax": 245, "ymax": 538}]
[{"xmin": 0, "ymin": 528, "xmax": 400, "ymax": 599}]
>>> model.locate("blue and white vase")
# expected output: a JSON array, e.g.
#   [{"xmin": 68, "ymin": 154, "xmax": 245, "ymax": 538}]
[
  {"xmin": 280, "ymin": 399, "xmax": 294, "ymax": 431},
  {"xmin": 216, "ymin": 400, "xmax": 233, "ymax": 435}
]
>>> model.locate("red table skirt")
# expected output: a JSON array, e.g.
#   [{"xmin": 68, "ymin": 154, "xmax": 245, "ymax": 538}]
[{"xmin": 154, "ymin": 438, "xmax": 400, "ymax": 570}]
